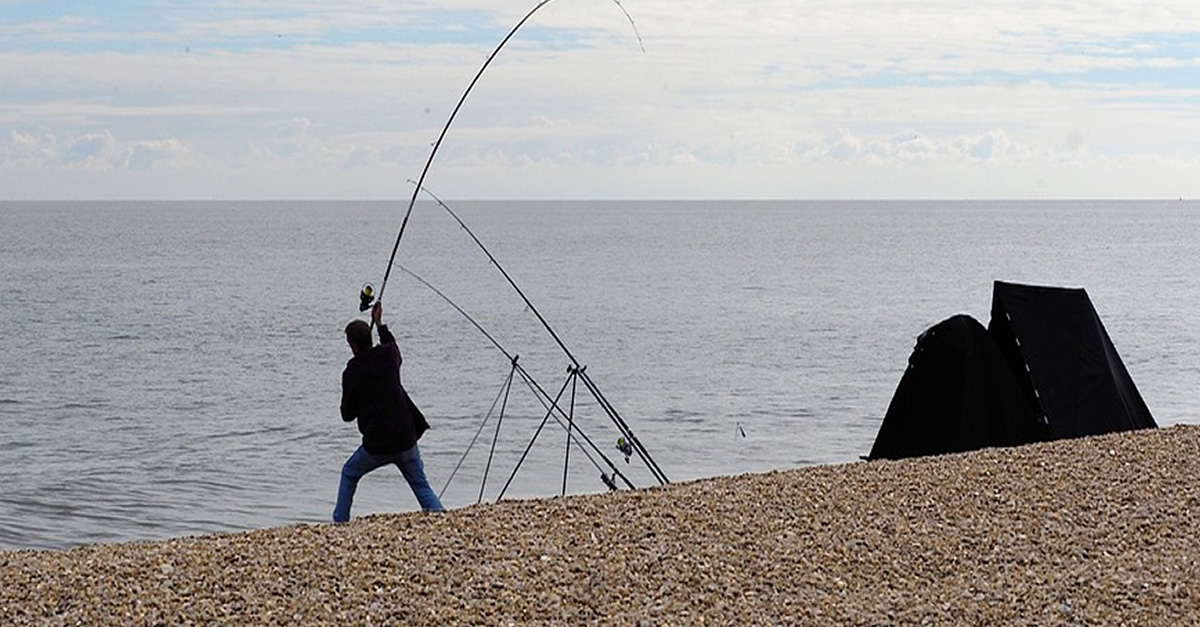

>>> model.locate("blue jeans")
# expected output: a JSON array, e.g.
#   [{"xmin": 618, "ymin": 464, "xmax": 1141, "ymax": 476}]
[{"xmin": 333, "ymin": 444, "xmax": 444, "ymax": 523}]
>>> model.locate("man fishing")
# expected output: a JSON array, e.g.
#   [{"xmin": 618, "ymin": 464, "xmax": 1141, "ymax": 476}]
[{"xmin": 333, "ymin": 301, "xmax": 443, "ymax": 523}]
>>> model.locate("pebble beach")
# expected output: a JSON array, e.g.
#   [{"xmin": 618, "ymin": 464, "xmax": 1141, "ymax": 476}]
[{"xmin": 3, "ymin": 424, "xmax": 1199, "ymax": 625}]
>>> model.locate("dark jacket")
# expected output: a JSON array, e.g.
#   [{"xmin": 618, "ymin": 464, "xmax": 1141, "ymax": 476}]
[{"xmin": 340, "ymin": 324, "xmax": 430, "ymax": 455}]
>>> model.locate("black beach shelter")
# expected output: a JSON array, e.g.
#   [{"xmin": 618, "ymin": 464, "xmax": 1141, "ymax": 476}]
[
  {"xmin": 866, "ymin": 314, "xmax": 1043, "ymax": 461},
  {"xmin": 867, "ymin": 281, "xmax": 1155, "ymax": 461},
  {"xmin": 988, "ymin": 281, "xmax": 1156, "ymax": 439}
]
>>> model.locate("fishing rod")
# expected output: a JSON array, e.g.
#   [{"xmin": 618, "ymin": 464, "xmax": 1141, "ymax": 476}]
[
  {"xmin": 354, "ymin": 0, "xmax": 660, "ymax": 493},
  {"xmin": 365, "ymin": 0, "xmax": 644, "ymax": 310},
  {"xmin": 395, "ymin": 263, "xmax": 637, "ymax": 492},
  {"xmin": 408, "ymin": 181, "xmax": 579, "ymax": 366},
  {"xmin": 408, "ymin": 184, "xmax": 670, "ymax": 486}
]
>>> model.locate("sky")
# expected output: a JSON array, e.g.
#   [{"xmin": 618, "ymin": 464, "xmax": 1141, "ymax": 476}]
[{"xmin": 1, "ymin": 0, "xmax": 1199, "ymax": 200}]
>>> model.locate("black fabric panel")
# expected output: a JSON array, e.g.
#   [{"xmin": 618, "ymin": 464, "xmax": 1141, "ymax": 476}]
[
  {"xmin": 1097, "ymin": 320, "xmax": 1157, "ymax": 431},
  {"xmin": 867, "ymin": 314, "xmax": 1042, "ymax": 461},
  {"xmin": 988, "ymin": 281, "xmax": 1156, "ymax": 439}
]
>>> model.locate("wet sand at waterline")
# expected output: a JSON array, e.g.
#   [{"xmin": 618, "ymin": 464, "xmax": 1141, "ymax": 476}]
[{"xmin": 4, "ymin": 425, "xmax": 1198, "ymax": 625}]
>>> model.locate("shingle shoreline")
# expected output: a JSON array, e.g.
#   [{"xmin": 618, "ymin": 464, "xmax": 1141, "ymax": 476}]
[{"xmin": 4, "ymin": 425, "xmax": 1199, "ymax": 625}]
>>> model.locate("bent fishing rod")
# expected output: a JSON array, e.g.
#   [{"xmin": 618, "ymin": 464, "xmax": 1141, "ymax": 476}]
[
  {"xmin": 367, "ymin": 0, "xmax": 643, "ymax": 311},
  {"xmin": 356, "ymin": 0, "xmax": 663, "ymax": 484},
  {"xmin": 407, "ymin": 184, "xmax": 669, "ymax": 486}
]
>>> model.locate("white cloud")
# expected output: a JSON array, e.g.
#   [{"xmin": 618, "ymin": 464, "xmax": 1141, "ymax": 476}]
[
  {"xmin": 2, "ymin": 1, "xmax": 1200, "ymax": 198},
  {"xmin": 3, "ymin": 128, "xmax": 204, "ymax": 173},
  {"xmin": 4, "ymin": 129, "xmax": 57, "ymax": 169}
]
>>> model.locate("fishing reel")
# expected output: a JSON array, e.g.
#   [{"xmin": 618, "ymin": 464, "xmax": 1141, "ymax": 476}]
[
  {"xmin": 358, "ymin": 283, "xmax": 376, "ymax": 312},
  {"xmin": 616, "ymin": 437, "xmax": 633, "ymax": 463}
]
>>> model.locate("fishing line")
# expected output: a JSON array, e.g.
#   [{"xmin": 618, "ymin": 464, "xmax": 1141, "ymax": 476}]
[
  {"xmin": 497, "ymin": 370, "xmax": 574, "ymax": 500},
  {"xmin": 370, "ymin": 0, "xmax": 645, "ymax": 308},
  {"xmin": 478, "ymin": 360, "xmax": 516, "ymax": 504},
  {"xmin": 611, "ymin": 0, "xmax": 646, "ymax": 53},
  {"xmin": 438, "ymin": 366, "xmax": 516, "ymax": 500}
]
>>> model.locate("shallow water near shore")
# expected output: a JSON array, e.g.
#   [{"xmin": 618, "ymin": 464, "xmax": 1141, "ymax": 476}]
[{"xmin": 1, "ymin": 199, "xmax": 1198, "ymax": 549}]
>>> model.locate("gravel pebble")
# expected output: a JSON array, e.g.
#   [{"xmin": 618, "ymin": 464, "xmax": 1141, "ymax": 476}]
[{"xmin": 3, "ymin": 425, "xmax": 1199, "ymax": 625}]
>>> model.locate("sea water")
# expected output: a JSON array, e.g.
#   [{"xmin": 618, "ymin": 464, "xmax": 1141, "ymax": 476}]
[{"xmin": 1, "ymin": 200, "xmax": 1197, "ymax": 549}]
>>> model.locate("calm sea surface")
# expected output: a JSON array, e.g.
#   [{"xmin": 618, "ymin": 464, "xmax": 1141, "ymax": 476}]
[{"xmin": 1, "ymin": 200, "xmax": 1197, "ymax": 549}]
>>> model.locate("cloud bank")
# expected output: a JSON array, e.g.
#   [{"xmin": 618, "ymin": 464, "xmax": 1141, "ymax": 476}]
[{"xmin": 1, "ymin": 0, "xmax": 1198, "ymax": 199}]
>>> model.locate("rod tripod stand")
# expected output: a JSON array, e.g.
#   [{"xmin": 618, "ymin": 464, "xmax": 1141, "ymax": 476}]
[{"xmin": 441, "ymin": 355, "xmax": 670, "ymax": 505}]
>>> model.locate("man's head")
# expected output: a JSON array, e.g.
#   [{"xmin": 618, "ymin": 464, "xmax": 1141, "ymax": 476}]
[{"xmin": 345, "ymin": 320, "xmax": 372, "ymax": 355}]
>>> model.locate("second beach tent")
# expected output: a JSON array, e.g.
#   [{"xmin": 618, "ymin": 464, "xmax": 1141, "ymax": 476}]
[{"xmin": 988, "ymin": 280, "xmax": 1156, "ymax": 439}]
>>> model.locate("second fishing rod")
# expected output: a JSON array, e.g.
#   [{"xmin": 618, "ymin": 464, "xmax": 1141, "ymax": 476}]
[{"xmin": 407, "ymin": 185, "xmax": 670, "ymax": 486}]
